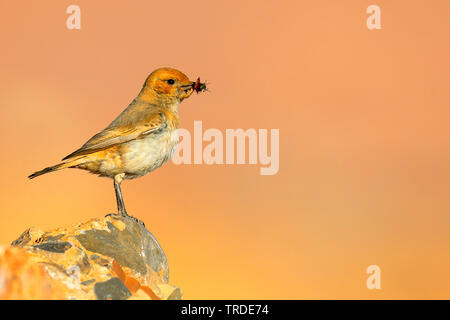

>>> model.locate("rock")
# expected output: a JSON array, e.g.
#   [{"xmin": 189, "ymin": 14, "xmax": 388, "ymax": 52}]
[{"xmin": 7, "ymin": 214, "xmax": 181, "ymax": 300}]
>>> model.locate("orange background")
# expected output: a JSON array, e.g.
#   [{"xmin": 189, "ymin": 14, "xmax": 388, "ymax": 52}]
[{"xmin": 1, "ymin": 1, "xmax": 450, "ymax": 299}]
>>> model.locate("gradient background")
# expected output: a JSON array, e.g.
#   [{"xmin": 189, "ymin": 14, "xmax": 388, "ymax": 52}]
[{"xmin": 1, "ymin": 0, "xmax": 449, "ymax": 299}]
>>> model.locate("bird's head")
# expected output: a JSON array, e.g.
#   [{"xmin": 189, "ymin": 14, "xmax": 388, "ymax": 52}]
[{"xmin": 140, "ymin": 67, "xmax": 196, "ymax": 105}]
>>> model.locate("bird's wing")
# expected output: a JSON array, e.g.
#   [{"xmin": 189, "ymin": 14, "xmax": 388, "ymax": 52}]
[{"xmin": 62, "ymin": 111, "xmax": 167, "ymax": 160}]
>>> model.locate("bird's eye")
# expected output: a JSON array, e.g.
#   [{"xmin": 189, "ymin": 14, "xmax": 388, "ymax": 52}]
[{"xmin": 167, "ymin": 79, "xmax": 175, "ymax": 85}]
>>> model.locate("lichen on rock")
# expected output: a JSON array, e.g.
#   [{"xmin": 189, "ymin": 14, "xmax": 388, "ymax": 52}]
[{"xmin": 6, "ymin": 214, "xmax": 181, "ymax": 300}]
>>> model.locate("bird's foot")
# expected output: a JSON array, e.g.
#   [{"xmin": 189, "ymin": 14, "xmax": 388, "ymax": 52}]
[
  {"xmin": 128, "ymin": 215, "xmax": 146, "ymax": 228},
  {"xmin": 105, "ymin": 212, "xmax": 145, "ymax": 228},
  {"xmin": 105, "ymin": 213, "xmax": 122, "ymax": 220}
]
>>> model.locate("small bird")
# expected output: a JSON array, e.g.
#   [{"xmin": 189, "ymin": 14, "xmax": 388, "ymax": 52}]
[{"xmin": 29, "ymin": 67, "xmax": 207, "ymax": 217}]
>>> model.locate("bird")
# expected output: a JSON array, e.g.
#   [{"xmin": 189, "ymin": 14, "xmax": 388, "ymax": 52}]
[{"xmin": 28, "ymin": 67, "xmax": 207, "ymax": 217}]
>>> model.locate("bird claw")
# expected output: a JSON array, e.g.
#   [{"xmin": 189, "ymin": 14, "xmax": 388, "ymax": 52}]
[{"xmin": 105, "ymin": 213, "xmax": 146, "ymax": 228}]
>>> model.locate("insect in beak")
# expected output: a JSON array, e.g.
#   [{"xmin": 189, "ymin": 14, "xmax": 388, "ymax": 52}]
[{"xmin": 192, "ymin": 77, "xmax": 207, "ymax": 94}]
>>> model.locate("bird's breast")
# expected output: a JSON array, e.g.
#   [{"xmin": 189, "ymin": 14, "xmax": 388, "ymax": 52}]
[{"xmin": 120, "ymin": 128, "xmax": 179, "ymax": 179}]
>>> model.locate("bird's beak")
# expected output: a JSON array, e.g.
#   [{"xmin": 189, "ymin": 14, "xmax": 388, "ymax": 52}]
[
  {"xmin": 180, "ymin": 83, "xmax": 194, "ymax": 99},
  {"xmin": 181, "ymin": 83, "xmax": 194, "ymax": 90}
]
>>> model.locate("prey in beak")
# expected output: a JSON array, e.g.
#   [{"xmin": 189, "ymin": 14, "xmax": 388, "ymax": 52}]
[
  {"xmin": 192, "ymin": 77, "xmax": 208, "ymax": 94},
  {"xmin": 181, "ymin": 77, "xmax": 207, "ymax": 94},
  {"xmin": 180, "ymin": 77, "xmax": 208, "ymax": 100}
]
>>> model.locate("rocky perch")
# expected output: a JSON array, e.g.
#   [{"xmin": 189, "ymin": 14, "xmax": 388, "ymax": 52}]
[{"xmin": 1, "ymin": 214, "xmax": 181, "ymax": 300}]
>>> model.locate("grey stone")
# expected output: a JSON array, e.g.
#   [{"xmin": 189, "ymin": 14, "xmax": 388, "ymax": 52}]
[
  {"xmin": 94, "ymin": 277, "xmax": 131, "ymax": 300},
  {"xmin": 33, "ymin": 241, "xmax": 72, "ymax": 253},
  {"xmin": 75, "ymin": 215, "xmax": 168, "ymax": 279}
]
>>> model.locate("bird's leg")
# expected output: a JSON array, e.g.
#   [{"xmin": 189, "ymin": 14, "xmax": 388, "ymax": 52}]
[{"xmin": 113, "ymin": 173, "xmax": 128, "ymax": 216}]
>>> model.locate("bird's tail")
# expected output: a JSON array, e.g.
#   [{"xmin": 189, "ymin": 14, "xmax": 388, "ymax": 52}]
[{"xmin": 28, "ymin": 158, "xmax": 84, "ymax": 179}]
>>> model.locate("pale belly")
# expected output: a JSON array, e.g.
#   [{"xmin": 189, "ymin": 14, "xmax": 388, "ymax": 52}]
[
  {"xmin": 118, "ymin": 130, "xmax": 179, "ymax": 179},
  {"xmin": 84, "ymin": 130, "xmax": 179, "ymax": 179}
]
